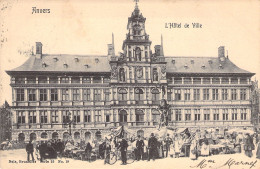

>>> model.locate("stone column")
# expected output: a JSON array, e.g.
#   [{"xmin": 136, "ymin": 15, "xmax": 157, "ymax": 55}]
[
  {"xmin": 91, "ymin": 110, "xmax": 95, "ymax": 123},
  {"xmin": 36, "ymin": 110, "xmax": 40, "ymax": 123},
  {"xmin": 58, "ymin": 110, "xmax": 62, "ymax": 123},
  {"xmin": 47, "ymin": 110, "xmax": 51, "ymax": 123}
]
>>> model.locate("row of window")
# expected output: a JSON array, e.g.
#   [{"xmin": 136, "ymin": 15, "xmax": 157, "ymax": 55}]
[
  {"xmin": 167, "ymin": 88, "xmax": 247, "ymax": 101},
  {"xmin": 170, "ymin": 77, "xmax": 248, "ymax": 85},
  {"xmin": 173, "ymin": 108, "xmax": 248, "ymax": 121},
  {"xmin": 14, "ymin": 76, "xmax": 110, "ymax": 84}
]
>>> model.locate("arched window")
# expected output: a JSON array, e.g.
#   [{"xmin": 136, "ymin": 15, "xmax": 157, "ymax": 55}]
[
  {"xmin": 153, "ymin": 68, "xmax": 158, "ymax": 81},
  {"xmin": 85, "ymin": 132, "xmax": 91, "ymax": 142},
  {"xmin": 18, "ymin": 133, "xmax": 25, "ymax": 142},
  {"xmin": 95, "ymin": 131, "xmax": 102, "ymax": 141},
  {"xmin": 136, "ymin": 109, "xmax": 144, "ymax": 126},
  {"xmin": 135, "ymin": 47, "xmax": 141, "ymax": 61},
  {"xmin": 74, "ymin": 132, "xmax": 80, "ymax": 141},
  {"xmin": 151, "ymin": 88, "xmax": 160, "ymax": 101},
  {"xmin": 119, "ymin": 110, "xmax": 128, "ymax": 124},
  {"xmin": 135, "ymin": 88, "xmax": 144, "ymax": 101},
  {"xmin": 152, "ymin": 109, "xmax": 160, "ymax": 125},
  {"xmin": 41, "ymin": 132, "xmax": 48, "ymax": 139},
  {"xmin": 30, "ymin": 133, "xmax": 36, "ymax": 141},
  {"xmin": 63, "ymin": 132, "xmax": 70, "ymax": 141},
  {"xmin": 118, "ymin": 88, "xmax": 127, "ymax": 101},
  {"xmin": 119, "ymin": 68, "xmax": 126, "ymax": 82},
  {"xmin": 52, "ymin": 132, "xmax": 59, "ymax": 140}
]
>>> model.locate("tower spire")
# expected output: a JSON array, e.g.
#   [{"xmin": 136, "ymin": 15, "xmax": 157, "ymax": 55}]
[
  {"xmin": 134, "ymin": 0, "xmax": 139, "ymax": 8},
  {"xmin": 112, "ymin": 33, "xmax": 115, "ymax": 56}
]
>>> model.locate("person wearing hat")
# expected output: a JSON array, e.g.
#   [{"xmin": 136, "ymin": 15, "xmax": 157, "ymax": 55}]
[
  {"xmin": 26, "ymin": 141, "xmax": 35, "ymax": 162},
  {"xmin": 164, "ymin": 134, "xmax": 173, "ymax": 158},
  {"xmin": 148, "ymin": 133, "xmax": 158, "ymax": 161},
  {"xmin": 244, "ymin": 133, "xmax": 254, "ymax": 157},
  {"xmin": 118, "ymin": 138, "xmax": 128, "ymax": 165},
  {"xmin": 136, "ymin": 135, "xmax": 145, "ymax": 161}
]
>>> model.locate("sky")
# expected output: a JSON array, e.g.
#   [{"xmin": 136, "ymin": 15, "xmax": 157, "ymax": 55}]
[{"xmin": 0, "ymin": 0, "xmax": 260, "ymax": 105}]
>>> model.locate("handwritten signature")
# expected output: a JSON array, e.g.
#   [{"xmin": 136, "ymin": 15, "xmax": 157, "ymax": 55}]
[{"xmin": 190, "ymin": 158, "xmax": 258, "ymax": 169}]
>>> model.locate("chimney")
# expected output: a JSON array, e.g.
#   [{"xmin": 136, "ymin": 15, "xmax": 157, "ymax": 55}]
[
  {"xmin": 36, "ymin": 42, "xmax": 43, "ymax": 59},
  {"xmin": 218, "ymin": 46, "xmax": 225, "ymax": 58}
]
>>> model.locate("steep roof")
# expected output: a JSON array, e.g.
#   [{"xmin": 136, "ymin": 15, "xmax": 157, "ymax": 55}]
[
  {"xmin": 165, "ymin": 56, "xmax": 253, "ymax": 75},
  {"xmin": 6, "ymin": 54, "xmax": 254, "ymax": 76},
  {"xmin": 7, "ymin": 54, "xmax": 111, "ymax": 73}
]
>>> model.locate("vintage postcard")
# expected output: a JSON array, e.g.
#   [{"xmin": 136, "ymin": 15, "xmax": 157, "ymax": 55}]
[{"xmin": 0, "ymin": 0, "xmax": 260, "ymax": 169}]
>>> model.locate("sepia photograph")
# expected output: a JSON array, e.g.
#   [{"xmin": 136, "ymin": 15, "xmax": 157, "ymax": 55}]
[{"xmin": 0, "ymin": 0, "xmax": 260, "ymax": 169}]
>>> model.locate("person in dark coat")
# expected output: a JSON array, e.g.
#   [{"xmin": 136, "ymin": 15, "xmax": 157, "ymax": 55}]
[
  {"xmin": 104, "ymin": 142, "xmax": 111, "ymax": 164},
  {"xmin": 26, "ymin": 141, "xmax": 35, "ymax": 161},
  {"xmin": 136, "ymin": 135, "xmax": 145, "ymax": 161},
  {"xmin": 85, "ymin": 142, "xmax": 92, "ymax": 162},
  {"xmin": 164, "ymin": 134, "xmax": 173, "ymax": 157},
  {"xmin": 244, "ymin": 134, "xmax": 254, "ymax": 158},
  {"xmin": 148, "ymin": 133, "xmax": 158, "ymax": 161},
  {"xmin": 119, "ymin": 138, "xmax": 128, "ymax": 165},
  {"xmin": 99, "ymin": 142, "xmax": 106, "ymax": 159},
  {"xmin": 45, "ymin": 142, "xmax": 57, "ymax": 159}
]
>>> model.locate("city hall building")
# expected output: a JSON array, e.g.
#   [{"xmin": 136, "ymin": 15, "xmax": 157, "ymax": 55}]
[{"xmin": 6, "ymin": 3, "xmax": 255, "ymax": 142}]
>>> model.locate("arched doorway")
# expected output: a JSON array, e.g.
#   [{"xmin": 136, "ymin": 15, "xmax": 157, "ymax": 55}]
[
  {"xmin": 85, "ymin": 132, "xmax": 91, "ymax": 143},
  {"xmin": 135, "ymin": 109, "xmax": 144, "ymax": 126},
  {"xmin": 95, "ymin": 131, "xmax": 102, "ymax": 141},
  {"xmin": 119, "ymin": 110, "xmax": 127, "ymax": 125},
  {"xmin": 30, "ymin": 133, "xmax": 36, "ymax": 141},
  {"xmin": 137, "ymin": 130, "xmax": 144, "ymax": 138},
  {"xmin": 18, "ymin": 133, "xmax": 25, "ymax": 142},
  {"xmin": 74, "ymin": 132, "xmax": 80, "ymax": 142},
  {"xmin": 152, "ymin": 109, "xmax": 160, "ymax": 125},
  {"xmin": 63, "ymin": 132, "xmax": 70, "ymax": 141},
  {"xmin": 41, "ymin": 132, "xmax": 48, "ymax": 139},
  {"xmin": 52, "ymin": 132, "xmax": 59, "ymax": 140}
]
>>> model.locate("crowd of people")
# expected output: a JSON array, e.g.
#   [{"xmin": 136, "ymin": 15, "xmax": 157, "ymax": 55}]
[{"xmin": 2, "ymin": 127, "xmax": 260, "ymax": 164}]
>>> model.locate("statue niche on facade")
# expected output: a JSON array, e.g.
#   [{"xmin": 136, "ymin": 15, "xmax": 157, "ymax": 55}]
[{"xmin": 158, "ymin": 99, "xmax": 170, "ymax": 130}]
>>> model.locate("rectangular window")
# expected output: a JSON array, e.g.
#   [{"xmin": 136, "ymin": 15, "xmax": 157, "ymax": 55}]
[
  {"xmin": 193, "ymin": 78, "xmax": 201, "ymax": 84},
  {"xmin": 184, "ymin": 78, "xmax": 192, "ymax": 84},
  {"xmin": 84, "ymin": 110, "xmax": 91, "ymax": 123},
  {"xmin": 93, "ymin": 77, "xmax": 101, "ymax": 83},
  {"xmin": 240, "ymin": 78, "xmax": 248, "ymax": 84},
  {"xmin": 94, "ymin": 89, "xmax": 102, "ymax": 101},
  {"xmin": 40, "ymin": 110, "xmax": 48, "ymax": 123},
  {"xmin": 212, "ymin": 78, "xmax": 220, "ymax": 84},
  {"xmin": 18, "ymin": 111, "xmax": 25, "ymax": 124},
  {"xmin": 27, "ymin": 77, "xmax": 36, "ymax": 84},
  {"xmin": 203, "ymin": 78, "xmax": 211, "ymax": 84},
  {"xmin": 49, "ymin": 77, "xmax": 58, "ymax": 84},
  {"xmin": 71, "ymin": 77, "xmax": 80, "ymax": 84},
  {"xmin": 175, "ymin": 109, "xmax": 182, "ymax": 121},
  {"xmin": 103, "ymin": 77, "xmax": 110, "ymax": 83},
  {"xmin": 72, "ymin": 89, "xmax": 80, "ymax": 101},
  {"xmin": 203, "ymin": 89, "xmax": 209, "ymax": 100},
  {"xmin": 61, "ymin": 77, "xmax": 70, "ymax": 83},
  {"xmin": 51, "ymin": 111, "xmax": 59, "ymax": 123},
  {"xmin": 193, "ymin": 89, "xmax": 200, "ymax": 100},
  {"xmin": 240, "ymin": 89, "xmax": 247, "ymax": 100},
  {"xmin": 213, "ymin": 109, "xmax": 219, "ymax": 120},
  {"xmin": 167, "ymin": 89, "xmax": 172, "ymax": 101},
  {"xmin": 82, "ymin": 77, "xmax": 91, "ymax": 83},
  {"xmin": 15, "ymin": 77, "xmax": 25, "ymax": 84},
  {"xmin": 185, "ymin": 109, "xmax": 191, "ymax": 121},
  {"xmin": 83, "ymin": 89, "xmax": 91, "ymax": 101},
  {"xmin": 222, "ymin": 78, "xmax": 229, "ymax": 84},
  {"xmin": 95, "ymin": 110, "xmax": 102, "ymax": 122},
  {"xmin": 28, "ymin": 89, "xmax": 36, "ymax": 101},
  {"xmin": 62, "ymin": 89, "xmax": 69, "ymax": 101},
  {"xmin": 204, "ymin": 109, "xmax": 210, "ymax": 121},
  {"xmin": 223, "ymin": 109, "xmax": 229, "ymax": 120},
  {"xmin": 104, "ymin": 89, "xmax": 110, "ymax": 101},
  {"xmin": 184, "ymin": 89, "xmax": 191, "ymax": 100},
  {"xmin": 194, "ymin": 109, "xmax": 201, "ymax": 121},
  {"xmin": 241, "ymin": 108, "xmax": 247, "ymax": 120},
  {"xmin": 39, "ymin": 89, "xmax": 47, "ymax": 101},
  {"xmin": 38, "ymin": 76, "xmax": 47, "ymax": 84},
  {"xmin": 231, "ymin": 109, "xmax": 238, "ymax": 120},
  {"xmin": 73, "ymin": 110, "xmax": 80, "ymax": 123},
  {"xmin": 174, "ymin": 78, "xmax": 182, "ymax": 84},
  {"xmin": 62, "ymin": 111, "xmax": 71, "ymax": 123},
  {"xmin": 106, "ymin": 114, "xmax": 110, "ymax": 122},
  {"xmin": 231, "ymin": 78, "xmax": 238, "ymax": 84},
  {"xmin": 231, "ymin": 89, "xmax": 237, "ymax": 100},
  {"xmin": 16, "ymin": 89, "xmax": 25, "ymax": 101},
  {"xmin": 174, "ymin": 89, "xmax": 181, "ymax": 101},
  {"xmin": 222, "ymin": 89, "xmax": 228, "ymax": 100},
  {"xmin": 212, "ymin": 89, "xmax": 219, "ymax": 100},
  {"xmin": 29, "ymin": 111, "xmax": 36, "ymax": 124},
  {"xmin": 51, "ymin": 89, "xmax": 58, "ymax": 101}
]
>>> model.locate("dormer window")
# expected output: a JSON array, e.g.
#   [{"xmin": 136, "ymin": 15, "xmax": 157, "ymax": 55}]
[
  {"xmin": 53, "ymin": 57, "xmax": 58, "ymax": 62},
  {"xmin": 191, "ymin": 60, "xmax": 194, "ymax": 64},
  {"xmin": 84, "ymin": 64, "xmax": 89, "ymax": 68},
  {"xmin": 63, "ymin": 63, "xmax": 68, "ymax": 68},
  {"xmin": 219, "ymin": 64, "xmax": 223, "ymax": 69},
  {"xmin": 208, "ymin": 60, "xmax": 213, "ymax": 64},
  {"xmin": 95, "ymin": 58, "xmax": 99, "ymax": 63},
  {"xmin": 184, "ymin": 64, "xmax": 188, "ymax": 69},
  {"xmin": 42, "ymin": 62, "xmax": 47, "ymax": 68},
  {"xmin": 201, "ymin": 65, "xmax": 206, "ymax": 69},
  {"xmin": 74, "ymin": 57, "xmax": 79, "ymax": 62},
  {"xmin": 172, "ymin": 60, "xmax": 175, "ymax": 64}
]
